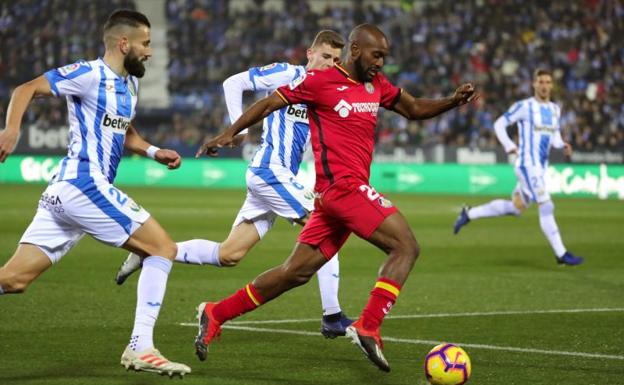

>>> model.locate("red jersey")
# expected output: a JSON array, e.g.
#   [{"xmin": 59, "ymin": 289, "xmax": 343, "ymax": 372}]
[{"xmin": 276, "ymin": 64, "xmax": 401, "ymax": 193}]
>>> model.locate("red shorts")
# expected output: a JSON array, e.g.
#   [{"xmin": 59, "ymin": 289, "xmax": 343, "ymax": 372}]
[{"xmin": 298, "ymin": 176, "xmax": 398, "ymax": 259}]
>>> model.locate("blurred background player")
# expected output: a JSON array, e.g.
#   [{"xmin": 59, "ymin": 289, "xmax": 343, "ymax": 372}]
[
  {"xmin": 194, "ymin": 23, "xmax": 476, "ymax": 372},
  {"xmin": 115, "ymin": 30, "xmax": 354, "ymax": 337},
  {"xmin": 0, "ymin": 9, "xmax": 191, "ymax": 377},
  {"xmin": 453, "ymin": 69, "xmax": 584, "ymax": 266}
]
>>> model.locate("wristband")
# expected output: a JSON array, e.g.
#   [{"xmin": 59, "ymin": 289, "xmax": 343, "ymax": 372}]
[{"xmin": 146, "ymin": 145, "xmax": 160, "ymax": 159}]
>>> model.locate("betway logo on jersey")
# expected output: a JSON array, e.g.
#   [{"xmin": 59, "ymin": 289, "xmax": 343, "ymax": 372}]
[
  {"xmin": 286, "ymin": 104, "xmax": 307, "ymax": 122},
  {"xmin": 101, "ymin": 113, "xmax": 130, "ymax": 134},
  {"xmin": 534, "ymin": 125, "xmax": 557, "ymax": 133},
  {"xmin": 333, "ymin": 99, "xmax": 379, "ymax": 118}
]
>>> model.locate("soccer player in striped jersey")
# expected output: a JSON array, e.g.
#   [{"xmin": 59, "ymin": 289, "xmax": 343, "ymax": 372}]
[
  {"xmin": 0, "ymin": 10, "xmax": 191, "ymax": 376},
  {"xmin": 453, "ymin": 69, "xmax": 584, "ymax": 266},
  {"xmin": 115, "ymin": 30, "xmax": 354, "ymax": 338}
]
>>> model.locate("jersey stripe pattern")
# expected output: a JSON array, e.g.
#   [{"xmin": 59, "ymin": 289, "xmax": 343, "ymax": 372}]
[
  {"xmin": 503, "ymin": 97, "xmax": 562, "ymax": 169},
  {"xmin": 247, "ymin": 62, "xmax": 309, "ymax": 175},
  {"xmin": 44, "ymin": 58, "xmax": 138, "ymax": 184}
]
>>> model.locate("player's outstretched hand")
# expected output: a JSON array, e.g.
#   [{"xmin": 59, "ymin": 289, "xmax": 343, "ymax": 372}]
[
  {"xmin": 0, "ymin": 129, "xmax": 19, "ymax": 163},
  {"xmin": 195, "ymin": 133, "xmax": 235, "ymax": 158},
  {"xmin": 453, "ymin": 83, "xmax": 479, "ymax": 106},
  {"xmin": 155, "ymin": 149, "xmax": 182, "ymax": 169},
  {"xmin": 563, "ymin": 142, "xmax": 573, "ymax": 157}
]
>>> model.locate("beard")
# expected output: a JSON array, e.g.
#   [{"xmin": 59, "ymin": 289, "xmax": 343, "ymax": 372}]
[
  {"xmin": 354, "ymin": 56, "xmax": 376, "ymax": 82},
  {"xmin": 124, "ymin": 50, "xmax": 146, "ymax": 78}
]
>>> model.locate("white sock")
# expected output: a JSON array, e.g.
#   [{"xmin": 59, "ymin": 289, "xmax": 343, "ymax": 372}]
[
  {"xmin": 539, "ymin": 202, "xmax": 567, "ymax": 258},
  {"xmin": 129, "ymin": 256, "xmax": 172, "ymax": 352},
  {"xmin": 175, "ymin": 239, "xmax": 221, "ymax": 266},
  {"xmin": 316, "ymin": 255, "xmax": 341, "ymax": 316},
  {"xmin": 468, "ymin": 199, "xmax": 519, "ymax": 220},
  {"xmin": 0, "ymin": 285, "xmax": 4, "ymax": 295}
]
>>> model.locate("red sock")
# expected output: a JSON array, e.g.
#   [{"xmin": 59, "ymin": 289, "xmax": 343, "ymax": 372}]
[
  {"xmin": 212, "ymin": 283, "xmax": 265, "ymax": 323},
  {"xmin": 360, "ymin": 277, "xmax": 401, "ymax": 331}
]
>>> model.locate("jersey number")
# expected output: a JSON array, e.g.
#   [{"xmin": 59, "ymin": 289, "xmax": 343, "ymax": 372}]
[
  {"xmin": 108, "ymin": 187, "xmax": 128, "ymax": 206},
  {"xmin": 359, "ymin": 184, "xmax": 380, "ymax": 201}
]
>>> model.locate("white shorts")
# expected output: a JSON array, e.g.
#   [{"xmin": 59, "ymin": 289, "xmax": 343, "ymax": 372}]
[
  {"xmin": 513, "ymin": 165, "xmax": 551, "ymax": 206},
  {"xmin": 233, "ymin": 167, "xmax": 314, "ymax": 238},
  {"xmin": 20, "ymin": 178, "xmax": 150, "ymax": 263}
]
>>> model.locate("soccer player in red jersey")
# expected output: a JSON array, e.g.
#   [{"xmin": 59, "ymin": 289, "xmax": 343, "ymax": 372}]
[{"xmin": 194, "ymin": 24, "xmax": 476, "ymax": 372}]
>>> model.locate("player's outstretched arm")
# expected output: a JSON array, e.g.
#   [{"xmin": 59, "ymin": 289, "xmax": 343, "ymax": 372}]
[
  {"xmin": 0, "ymin": 76, "xmax": 54, "ymax": 162},
  {"xmin": 392, "ymin": 83, "xmax": 477, "ymax": 120},
  {"xmin": 196, "ymin": 92, "xmax": 287, "ymax": 157},
  {"xmin": 125, "ymin": 123, "xmax": 181, "ymax": 169}
]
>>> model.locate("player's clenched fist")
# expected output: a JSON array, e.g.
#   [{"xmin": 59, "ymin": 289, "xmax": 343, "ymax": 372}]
[
  {"xmin": 452, "ymin": 83, "xmax": 478, "ymax": 106},
  {"xmin": 154, "ymin": 148, "xmax": 182, "ymax": 169}
]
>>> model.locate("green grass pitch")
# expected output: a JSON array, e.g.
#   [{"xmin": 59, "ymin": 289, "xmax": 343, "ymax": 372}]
[{"xmin": 0, "ymin": 183, "xmax": 622, "ymax": 385}]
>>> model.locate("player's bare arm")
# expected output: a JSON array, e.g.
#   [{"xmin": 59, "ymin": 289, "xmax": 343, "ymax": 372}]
[
  {"xmin": 196, "ymin": 92, "xmax": 287, "ymax": 157},
  {"xmin": 125, "ymin": 123, "xmax": 181, "ymax": 169},
  {"xmin": 392, "ymin": 83, "xmax": 477, "ymax": 120},
  {"xmin": 0, "ymin": 75, "xmax": 54, "ymax": 162}
]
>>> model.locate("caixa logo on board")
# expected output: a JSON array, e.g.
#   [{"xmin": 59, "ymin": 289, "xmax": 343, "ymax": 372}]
[
  {"xmin": 20, "ymin": 157, "xmax": 59, "ymax": 182},
  {"xmin": 101, "ymin": 113, "xmax": 130, "ymax": 134}
]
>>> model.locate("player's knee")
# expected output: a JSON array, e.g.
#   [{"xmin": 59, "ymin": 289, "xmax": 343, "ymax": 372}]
[
  {"xmin": 156, "ymin": 240, "xmax": 177, "ymax": 261},
  {"xmin": 0, "ymin": 270, "xmax": 29, "ymax": 293},
  {"xmin": 539, "ymin": 200, "xmax": 554, "ymax": 216},
  {"xmin": 404, "ymin": 238, "xmax": 420, "ymax": 263},
  {"xmin": 280, "ymin": 263, "xmax": 313, "ymax": 287},
  {"xmin": 219, "ymin": 249, "xmax": 245, "ymax": 267},
  {"xmin": 512, "ymin": 194, "xmax": 527, "ymax": 215},
  {"xmin": 396, "ymin": 233, "xmax": 420, "ymax": 260}
]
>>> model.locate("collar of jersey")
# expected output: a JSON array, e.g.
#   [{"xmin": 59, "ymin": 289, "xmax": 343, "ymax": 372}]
[
  {"xmin": 334, "ymin": 64, "xmax": 359, "ymax": 84},
  {"xmin": 98, "ymin": 57, "xmax": 129, "ymax": 81}
]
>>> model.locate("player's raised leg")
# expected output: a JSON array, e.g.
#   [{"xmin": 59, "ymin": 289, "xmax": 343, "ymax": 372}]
[
  {"xmin": 120, "ymin": 216, "xmax": 191, "ymax": 377},
  {"xmin": 454, "ymin": 198, "xmax": 522, "ymax": 234},
  {"xmin": 194, "ymin": 242, "xmax": 329, "ymax": 361}
]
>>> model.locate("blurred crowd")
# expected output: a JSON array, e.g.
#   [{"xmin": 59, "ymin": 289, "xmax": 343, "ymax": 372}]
[{"xmin": 1, "ymin": 0, "xmax": 623, "ymax": 155}]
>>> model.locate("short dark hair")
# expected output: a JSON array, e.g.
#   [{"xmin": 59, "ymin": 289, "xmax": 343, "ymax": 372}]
[
  {"xmin": 103, "ymin": 9, "xmax": 150, "ymax": 33},
  {"xmin": 310, "ymin": 30, "xmax": 345, "ymax": 49},
  {"xmin": 533, "ymin": 69, "xmax": 552, "ymax": 80}
]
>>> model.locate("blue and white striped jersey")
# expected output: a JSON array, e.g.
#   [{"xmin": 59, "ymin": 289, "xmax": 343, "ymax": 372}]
[
  {"xmin": 224, "ymin": 62, "xmax": 309, "ymax": 175},
  {"xmin": 494, "ymin": 97, "xmax": 565, "ymax": 169},
  {"xmin": 44, "ymin": 58, "xmax": 139, "ymax": 184}
]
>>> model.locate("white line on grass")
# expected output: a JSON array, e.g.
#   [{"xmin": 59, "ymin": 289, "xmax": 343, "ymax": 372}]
[
  {"xmin": 179, "ymin": 324, "xmax": 624, "ymax": 361},
  {"xmin": 179, "ymin": 307, "xmax": 624, "ymax": 361},
  {"xmin": 183, "ymin": 307, "xmax": 624, "ymax": 326}
]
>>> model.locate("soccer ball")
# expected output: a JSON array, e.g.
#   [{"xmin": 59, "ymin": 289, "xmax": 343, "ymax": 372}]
[{"xmin": 424, "ymin": 343, "xmax": 471, "ymax": 385}]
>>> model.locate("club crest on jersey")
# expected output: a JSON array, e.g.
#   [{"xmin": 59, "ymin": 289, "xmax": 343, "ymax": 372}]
[
  {"xmin": 378, "ymin": 197, "xmax": 393, "ymax": 208},
  {"xmin": 365, "ymin": 82, "xmax": 375, "ymax": 94},
  {"xmin": 105, "ymin": 79, "xmax": 116, "ymax": 92},
  {"xmin": 289, "ymin": 73, "xmax": 307, "ymax": 90},
  {"xmin": 334, "ymin": 99, "xmax": 353, "ymax": 118},
  {"xmin": 259, "ymin": 63, "xmax": 278, "ymax": 71},
  {"xmin": 58, "ymin": 63, "xmax": 80, "ymax": 76}
]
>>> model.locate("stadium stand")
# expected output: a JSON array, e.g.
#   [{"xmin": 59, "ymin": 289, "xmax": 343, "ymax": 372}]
[{"xmin": 1, "ymin": 0, "xmax": 622, "ymax": 155}]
